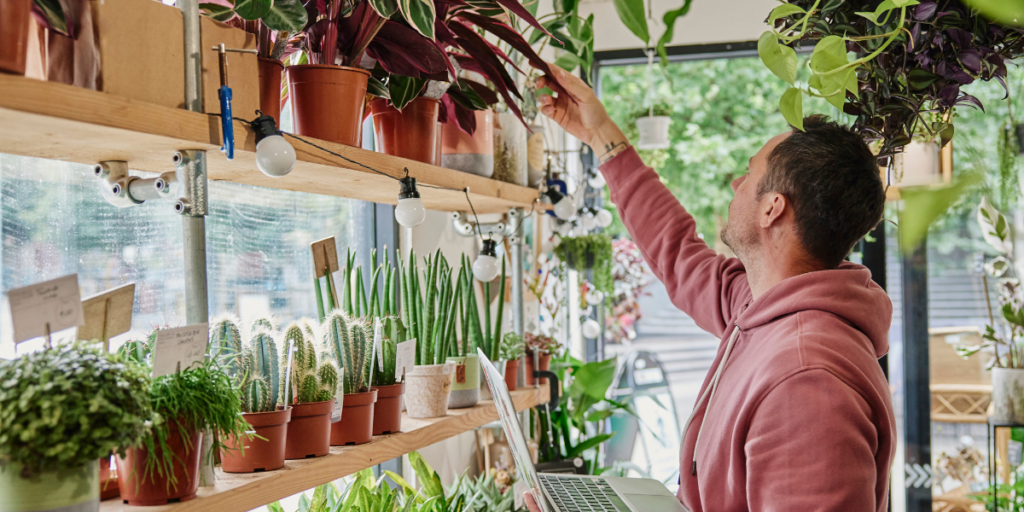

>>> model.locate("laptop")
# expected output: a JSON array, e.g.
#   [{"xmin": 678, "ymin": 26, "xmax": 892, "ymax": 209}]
[{"xmin": 478, "ymin": 349, "xmax": 689, "ymax": 512}]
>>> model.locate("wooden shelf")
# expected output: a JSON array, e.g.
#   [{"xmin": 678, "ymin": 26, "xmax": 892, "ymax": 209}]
[
  {"xmin": 0, "ymin": 74, "xmax": 544, "ymax": 214},
  {"xmin": 100, "ymin": 385, "xmax": 548, "ymax": 512}
]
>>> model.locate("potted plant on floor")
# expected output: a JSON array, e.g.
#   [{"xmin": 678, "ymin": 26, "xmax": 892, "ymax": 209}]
[
  {"xmin": 200, "ymin": 0, "xmax": 308, "ymax": 123},
  {"xmin": 0, "ymin": 341, "xmax": 153, "ymax": 512},
  {"xmin": 499, "ymin": 333, "xmax": 525, "ymax": 391},
  {"xmin": 400, "ymin": 249, "xmax": 460, "ymax": 418},
  {"xmin": 280, "ymin": 322, "xmax": 339, "ymax": 459},
  {"xmin": 323, "ymin": 311, "xmax": 376, "ymax": 445},
  {"xmin": 218, "ymin": 324, "xmax": 292, "ymax": 473},
  {"xmin": 524, "ymin": 332, "xmax": 559, "ymax": 386}
]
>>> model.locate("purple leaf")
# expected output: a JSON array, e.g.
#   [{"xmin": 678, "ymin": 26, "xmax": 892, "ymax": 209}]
[
  {"xmin": 914, "ymin": 1, "xmax": 937, "ymax": 21},
  {"xmin": 366, "ymin": 22, "xmax": 450, "ymax": 77},
  {"xmin": 955, "ymin": 93, "xmax": 984, "ymax": 111},
  {"xmin": 959, "ymin": 49, "xmax": 981, "ymax": 74},
  {"xmin": 488, "ymin": 0, "xmax": 552, "ymax": 39},
  {"xmin": 945, "ymin": 28, "xmax": 972, "ymax": 48}
]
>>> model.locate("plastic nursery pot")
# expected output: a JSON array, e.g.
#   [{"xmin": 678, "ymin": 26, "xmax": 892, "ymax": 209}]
[
  {"xmin": 525, "ymin": 352, "xmax": 552, "ymax": 386},
  {"xmin": 446, "ymin": 354, "xmax": 481, "ymax": 409},
  {"xmin": 220, "ymin": 406, "xmax": 292, "ymax": 473},
  {"xmin": 99, "ymin": 456, "xmax": 120, "ymax": 501},
  {"xmin": 0, "ymin": 0, "xmax": 32, "ymax": 75},
  {"xmin": 116, "ymin": 424, "xmax": 203, "ymax": 506},
  {"xmin": 257, "ymin": 57, "xmax": 284, "ymax": 125},
  {"xmin": 405, "ymin": 362, "xmax": 456, "ymax": 419},
  {"xmin": 285, "ymin": 400, "xmax": 334, "ymax": 459},
  {"xmin": 372, "ymin": 383, "xmax": 405, "ymax": 435},
  {"xmin": 441, "ymin": 109, "xmax": 494, "ymax": 178},
  {"xmin": 0, "ymin": 460, "xmax": 99, "ymax": 512},
  {"xmin": 504, "ymin": 359, "xmax": 520, "ymax": 392},
  {"xmin": 330, "ymin": 389, "xmax": 378, "ymax": 446},
  {"xmin": 369, "ymin": 97, "xmax": 441, "ymax": 164},
  {"xmin": 287, "ymin": 64, "xmax": 370, "ymax": 147}
]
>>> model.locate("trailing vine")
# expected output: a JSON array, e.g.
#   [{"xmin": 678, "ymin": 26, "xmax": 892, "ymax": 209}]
[{"xmin": 554, "ymin": 234, "xmax": 613, "ymax": 294}]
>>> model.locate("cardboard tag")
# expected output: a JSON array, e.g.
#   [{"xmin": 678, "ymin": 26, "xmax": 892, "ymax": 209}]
[
  {"xmin": 456, "ymin": 364, "xmax": 466, "ymax": 384},
  {"xmin": 8, "ymin": 274, "xmax": 84, "ymax": 344},
  {"xmin": 284, "ymin": 341, "xmax": 295, "ymax": 404},
  {"xmin": 152, "ymin": 323, "xmax": 209, "ymax": 378},
  {"xmin": 395, "ymin": 338, "xmax": 416, "ymax": 380},
  {"xmin": 373, "ymin": 319, "xmax": 384, "ymax": 371},
  {"xmin": 514, "ymin": 479, "xmax": 527, "ymax": 510},
  {"xmin": 79, "ymin": 283, "xmax": 135, "ymax": 350},
  {"xmin": 331, "ymin": 396, "xmax": 343, "ymax": 423}
]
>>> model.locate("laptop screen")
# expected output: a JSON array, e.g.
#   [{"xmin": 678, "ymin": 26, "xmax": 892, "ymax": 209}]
[{"xmin": 478, "ymin": 348, "xmax": 552, "ymax": 512}]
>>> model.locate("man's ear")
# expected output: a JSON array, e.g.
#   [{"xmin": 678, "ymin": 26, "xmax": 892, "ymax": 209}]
[{"xmin": 760, "ymin": 193, "xmax": 788, "ymax": 229}]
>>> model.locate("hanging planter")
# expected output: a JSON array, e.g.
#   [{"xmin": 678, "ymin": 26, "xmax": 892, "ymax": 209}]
[
  {"xmin": 992, "ymin": 368, "xmax": 1024, "ymax": 423},
  {"xmin": 887, "ymin": 140, "xmax": 948, "ymax": 188},
  {"xmin": 447, "ymin": 354, "xmax": 481, "ymax": 409},
  {"xmin": 636, "ymin": 116, "xmax": 672, "ymax": 150},
  {"xmin": 0, "ymin": 0, "xmax": 31, "ymax": 75},
  {"xmin": 554, "ymin": 234, "xmax": 614, "ymax": 294},
  {"xmin": 370, "ymin": 97, "xmax": 441, "ymax": 164}
]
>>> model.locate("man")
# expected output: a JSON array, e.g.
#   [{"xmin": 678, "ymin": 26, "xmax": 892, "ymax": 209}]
[{"xmin": 527, "ymin": 65, "xmax": 896, "ymax": 511}]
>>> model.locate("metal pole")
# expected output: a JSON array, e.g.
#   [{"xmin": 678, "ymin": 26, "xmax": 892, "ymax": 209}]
[
  {"xmin": 902, "ymin": 234, "xmax": 930, "ymax": 512},
  {"xmin": 511, "ymin": 209, "xmax": 525, "ymax": 387},
  {"xmin": 180, "ymin": 0, "xmax": 202, "ymax": 113}
]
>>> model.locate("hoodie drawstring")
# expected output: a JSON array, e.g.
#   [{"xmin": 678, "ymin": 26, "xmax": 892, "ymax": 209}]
[{"xmin": 682, "ymin": 325, "xmax": 741, "ymax": 477}]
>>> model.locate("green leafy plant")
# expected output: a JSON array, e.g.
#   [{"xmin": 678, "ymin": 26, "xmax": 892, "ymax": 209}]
[
  {"xmin": 199, "ymin": 0, "xmax": 308, "ymax": 61},
  {"xmin": 554, "ymin": 234, "xmax": 613, "ymax": 294},
  {"xmin": 459, "ymin": 253, "xmax": 507, "ymax": 362},
  {"xmin": 370, "ymin": 315, "xmax": 408, "ymax": 387},
  {"xmin": 280, "ymin": 321, "xmax": 339, "ymax": 404},
  {"xmin": 0, "ymin": 341, "xmax": 154, "ymax": 478},
  {"xmin": 322, "ymin": 311, "xmax": 371, "ymax": 395},
  {"xmin": 399, "ymin": 250, "xmax": 463, "ymax": 366},
  {"xmin": 238, "ymin": 328, "xmax": 281, "ymax": 413},
  {"xmin": 500, "ymin": 333, "xmax": 526, "ymax": 361},
  {"xmin": 524, "ymin": 332, "xmax": 560, "ymax": 356},
  {"xmin": 451, "ymin": 471, "xmax": 521, "ymax": 512}
]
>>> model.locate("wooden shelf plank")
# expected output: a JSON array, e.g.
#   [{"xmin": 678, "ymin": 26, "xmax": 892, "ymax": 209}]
[
  {"xmin": 100, "ymin": 385, "xmax": 548, "ymax": 512},
  {"xmin": 0, "ymin": 74, "xmax": 545, "ymax": 214}
]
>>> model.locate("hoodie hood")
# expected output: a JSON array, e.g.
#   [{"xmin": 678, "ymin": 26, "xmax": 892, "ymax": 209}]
[{"xmin": 734, "ymin": 262, "xmax": 892, "ymax": 358}]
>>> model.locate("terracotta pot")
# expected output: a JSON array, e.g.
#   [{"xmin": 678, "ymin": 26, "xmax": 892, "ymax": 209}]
[
  {"xmin": 330, "ymin": 389, "xmax": 378, "ymax": 445},
  {"xmin": 116, "ymin": 424, "xmax": 203, "ymax": 506},
  {"xmin": 287, "ymin": 64, "xmax": 370, "ymax": 146},
  {"xmin": 525, "ymin": 352, "xmax": 552, "ymax": 386},
  {"xmin": 257, "ymin": 57, "xmax": 284, "ymax": 124},
  {"xmin": 99, "ymin": 456, "xmax": 120, "ymax": 501},
  {"xmin": 369, "ymin": 97, "xmax": 441, "ymax": 164},
  {"xmin": 284, "ymin": 400, "xmax": 334, "ymax": 459},
  {"xmin": 0, "ymin": 0, "xmax": 31, "ymax": 75},
  {"xmin": 504, "ymin": 359, "xmax": 520, "ymax": 391},
  {"xmin": 372, "ymin": 383, "xmax": 405, "ymax": 435},
  {"xmin": 221, "ymin": 407, "xmax": 292, "ymax": 473},
  {"xmin": 441, "ymin": 109, "xmax": 494, "ymax": 177}
]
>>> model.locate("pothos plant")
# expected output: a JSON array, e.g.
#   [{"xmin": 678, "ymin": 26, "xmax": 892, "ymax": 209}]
[
  {"xmin": 554, "ymin": 233, "xmax": 613, "ymax": 294},
  {"xmin": 758, "ymin": 0, "xmax": 1024, "ymax": 156}
]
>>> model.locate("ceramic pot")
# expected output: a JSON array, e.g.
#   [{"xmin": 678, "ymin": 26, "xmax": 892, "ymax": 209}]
[
  {"xmin": 284, "ymin": 400, "xmax": 334, "ymax": 459},
  {"xmin": 370, "ymin": 97, "xmax": 441, "ymax": 164},
  {"xmin": 525, "ymin": 352, "xmax": 552, "ymax": 386},
  {"xmin": 257, "ymin": 57, "xmax": 284, "ymax": 124},
  {"xmin": 636, "ymin": 115, "xmax": 671, "ymax": 150},
  {"xmin": 405, "ymin": 362, "xmax": 456, "ymax": 418},
  {"xmin": 890, "ymin": 140, "xmax": 942, "ymax": 187},
  {"xmin": 0, "ymin": 0, "xmax": 31, "ymax": 75},
  {"xmin": 372, "ymin": 383, "xmax": 405, "ymax": 435},
  {"xmin": 526, "ymin": 124, "xmax": 546, "ymax": 187},
  {"xmin": 117, "ymin": 425, "xmax": 202, "ymax": 506},
  {"xmin": 221, "ymin": 407, "xmax": 292, "ymax": 473},
  {"xmin": 447, "ymin": 354, "xmax": 481, "ymax": 409},
  {"xmin": 330, "ymin": 389, "xmax": 378, "ymax": 446},
  {"xmin": 504, "ymin": 359, "xmax": 520, "ymax": 391},
  {"xmin": 287, "ymin": 64, "xmax": 370, "ymax": 146},
  {"xmin": 99, "ymin": 456, "xmax": 119, "ymax": 501},
  {"xmin": 441, "ymin": 109, "xmax": 494, "ymax": 177},
  {"xmin": 993, "ymin": 368, "xmax": 1024, "ymax": 423},
  {"xmin": 0, "ymin": 460, "xmax": 99, "ymax": 512},
  {"xmin": 492, "ymin": 113, "xmax": 528, "ymax": 186}
]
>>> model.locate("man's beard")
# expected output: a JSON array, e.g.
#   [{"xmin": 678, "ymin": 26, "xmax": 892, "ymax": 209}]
[{"xmin": 720, "ymin": 219, "xmax": 757, "ymax": 258}]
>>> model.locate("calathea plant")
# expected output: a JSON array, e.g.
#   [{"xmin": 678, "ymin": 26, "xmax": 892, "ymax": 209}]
[
  {"xmin": 199, "ymin": 0, "xmax": 308, "ymax": 60},
  {"xmin": 280, "ymin": 322, "xmax": 339, "ymax": 404}
]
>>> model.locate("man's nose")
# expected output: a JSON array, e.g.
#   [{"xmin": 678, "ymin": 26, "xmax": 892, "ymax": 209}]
[{"xmin": 731, "ymin": 175, "xmax": 745, "ymax": 192}]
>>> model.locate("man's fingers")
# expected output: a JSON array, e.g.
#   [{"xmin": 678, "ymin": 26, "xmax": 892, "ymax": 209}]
[
  {"xmin": 525, "ymin": 490, "xmax": 542, "ymax": 512},
  {"xmin": 543, "ymin": 64, "xmax": 593, "ymax": 97}
]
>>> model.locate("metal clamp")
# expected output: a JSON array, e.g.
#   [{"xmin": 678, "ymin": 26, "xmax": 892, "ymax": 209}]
[
  {"xmin": 451, "ymin": 208, "xmax": 521, "ymax": 238},
  {"xmin": 173, "ymin": 150, "xmax": 208, "ymax": 217},
  {"xmin": 95, "ymin": 161, "xmax": 176, "ymax": 208}
]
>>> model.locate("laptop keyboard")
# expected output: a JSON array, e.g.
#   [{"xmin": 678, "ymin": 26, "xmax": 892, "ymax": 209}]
[{"xmin": 540, "ymin": 474, "xmax": 626, "ymax": 512}]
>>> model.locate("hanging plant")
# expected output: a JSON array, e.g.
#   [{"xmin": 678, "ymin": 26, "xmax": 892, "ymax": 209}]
[
  {"xmin": 758, "ymin": 0, "xmax": 1024, "ymax": 156},
  {"xmin": 554, "ymin": 234, "xmax": 613, "ymax": 294}
]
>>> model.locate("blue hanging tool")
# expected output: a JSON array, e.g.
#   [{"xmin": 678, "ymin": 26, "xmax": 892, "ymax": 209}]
[{"xmin": 212, "ymin": 44, "xmax": 258, "ymax": 160}]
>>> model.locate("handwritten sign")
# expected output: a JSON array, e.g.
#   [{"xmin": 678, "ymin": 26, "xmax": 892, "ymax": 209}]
[
  {"xmin": 8, "ymin": 274, "xmax": 84, "ymax": 344},
  {"xmin": 395, "ymin": 338, "xmax": 417, "ymax": 380},
  {"xmin": 152, "ymin": 323, "xmax": 209, "ymax": 378}
]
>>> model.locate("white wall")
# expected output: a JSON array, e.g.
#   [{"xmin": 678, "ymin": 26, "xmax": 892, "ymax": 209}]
[{"xmin": 580, "ymin": 0, "xmax": 777, "ymax": 51}]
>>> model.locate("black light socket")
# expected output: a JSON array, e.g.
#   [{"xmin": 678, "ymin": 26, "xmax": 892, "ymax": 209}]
[
  {"xmin": 399, "ymin": 176, "xmax": 420, "ymax": 200},
  {"xmin": 546, "ymin": 187, "xmax": 566, "ymax": 204},
  {"xmin": 480, "ymin": 239, "xmax": 498, "ymax": 257},
  {"xmin": 251, "ymin": 114, "xmax": 282, "ymax": 145}
]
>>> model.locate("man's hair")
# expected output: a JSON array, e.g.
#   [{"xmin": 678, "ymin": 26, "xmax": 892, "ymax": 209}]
[{"xmin": 757, "ymin": 115, "xmax": 884, "ymax": 269}]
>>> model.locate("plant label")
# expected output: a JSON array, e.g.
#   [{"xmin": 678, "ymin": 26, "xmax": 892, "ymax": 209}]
[
  {"xmin": 373, "ymin": 318, "xmax": 384, "ymax": 371},
  {"xmin": 7, "ymin": 274, "xmax": 84, "ymax": 344},
  {"xmin": 514, "ymin": 479, "xmax": 527, "ymax": 510},
  {"xmin": 79, "ymin": 282, "xmax": 135, "ymax": 350},
  {"xmin": 332, "ymin": 396, "xmax": 342, "ymax": 423},
  {"xmin": 152, "ymin": 323, "xmax": 209, "ymax": 378},
  {"xmin": 395, "ymin": 338, "xmax": 416, "ymax": 380}
]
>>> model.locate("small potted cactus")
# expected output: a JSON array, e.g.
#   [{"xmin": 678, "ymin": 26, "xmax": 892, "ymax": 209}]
[
  {"xmin": 323, "ymin": 311, "xmax": 377, "ymax": 445},
  {"xmin": 280, "ymin": 322, "xmax": 339, "ymax": 459},
  {"xmin": 220, "ymin": 327, "xmax": 292, "ymax": 473},
  {"xmin": 370, "ymin": 316, "xmax": 407, "ymax": 435}
]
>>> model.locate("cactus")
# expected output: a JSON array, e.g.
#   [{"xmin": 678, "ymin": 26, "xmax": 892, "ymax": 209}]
[
  {"xmin": 317, "ymin": 363, "xmax": 339, "ymax": 402},
  {"xmin": 209, "ymin": 315, "xmax": 243, "ymax": 373},
  {"xmin": 367, "ymin": 316, "xmax": 405, "ymax": 387},
  {"xmin": 322, "ymin": 311, "xmax": 371, "ymax": 395},
  {"xmin": 251, "ymin": 316, "xmax": 277, "ymax": 334},
  {"xmin": 248, "ymin": 328, "xmax": 280, "ymax": 407},
  {"xmin": 279, "ymin": 321, "xmax": 338, "ymax": 404}
]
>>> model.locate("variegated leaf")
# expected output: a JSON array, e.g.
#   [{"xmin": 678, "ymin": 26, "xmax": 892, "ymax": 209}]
[{"xmin": 398, "ymin": 0, "xmax": 436, "ymax": 40}]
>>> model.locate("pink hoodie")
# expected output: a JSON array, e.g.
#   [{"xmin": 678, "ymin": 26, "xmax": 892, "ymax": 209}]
[{"xmin": 601, "ymin": 148, "xmax": 896, "ymax": 512}]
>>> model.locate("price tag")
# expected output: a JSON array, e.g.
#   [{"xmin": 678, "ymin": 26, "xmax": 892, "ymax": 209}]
[
  {"xmin": 283, "ymin": 341, "xmax": 295, "ymax": 404},
  {"xmin": 152, "ymin": 323, "xmax": 209, "ymax": 378},
  {"xmin": 395, "ymin": 338, "xmax": 417, "ymax": 380},
  {"xmin": 331, "ymin": 395, "xmax": 343, "ymax": 423},
  {"xmin": 373, "ymin": 319, "xmax": 384, "ymax": 371},
  {"xmin": 7, "ymin": 274, "xmax": 84, "ymax": 344},
  {"xmin": 514, "ymin": 479, "xmax": 527, "ymax": 510}
]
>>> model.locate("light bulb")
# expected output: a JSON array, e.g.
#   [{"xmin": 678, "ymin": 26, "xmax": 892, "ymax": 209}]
[
  {"xmin": 595, "ymin": 209, "xmax": 613, "ymax": 228},
  {"xmin": 581, "ymin": 211, "xmax": 596, "ymax": 231},
  {"xmin": 582, "ymin": 319, "xmax": 601, "ymax": 339},
  {"xmin": 473, "ymin": 239, "xmax": 500, "ymax": 282},
  {"xmin": 585, "ymin": 289, "xmax": 604, "ymax": 304},
  {"xmin": 395, "ymin": 176, "xmax": 426, "ymax": 228},
  {"xmin": 546, "ymin": 188, "xmax": 575, "ymax": 221},
  {"xmin": 250, "ymin": 114, "xmax": 296, "ymax": 177},
  {"xmin": 588, "ymin": 173, "xmax": 606, "ymax": 189}
]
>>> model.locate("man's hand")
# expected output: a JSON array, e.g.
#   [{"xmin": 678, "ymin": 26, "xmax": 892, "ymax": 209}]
[
  {"xmin": 535, "ymin": 64, "xmax": 630, "ymax": 164},
  {"xmin": 524, "ymin": 489, "xmax": 543, "ymax": 512}
]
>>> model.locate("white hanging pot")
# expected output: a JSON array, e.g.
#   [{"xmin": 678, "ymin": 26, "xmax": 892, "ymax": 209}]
[
  {"xmin": 992, "ymin": 367, "xmax": 1024, "ymax": 424},
  {"xmin": 636, "ymin": 116, "xmax": 671, "ymax": 150},
  {"xmin": 889, "ymin": 141, "xmax": 941, "ymax": 188}
]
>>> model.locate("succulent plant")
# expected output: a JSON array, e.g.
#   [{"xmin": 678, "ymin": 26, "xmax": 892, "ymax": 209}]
[
  {"xmin": 251, "ymin": 315, "xmax": 277, "ymax": 334},
  {"xmin": 237, "ymin": 328, "xmax": 280, "ymax": 413},
  {"xmin": 322, "ymin": 311, "xmax": 371, "ymax": 395},
  {"xmin": 209, "ymin": 315, "xmax": 243, "ymax": 374},
  {"xmin": 279, "ymin": 321, "xmax": 339, "ymax": 404}
]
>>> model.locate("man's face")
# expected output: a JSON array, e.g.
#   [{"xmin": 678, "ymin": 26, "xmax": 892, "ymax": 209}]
[{"xmin": 720, "ymin": 132, "xmax": 791, "ymax": 259}]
